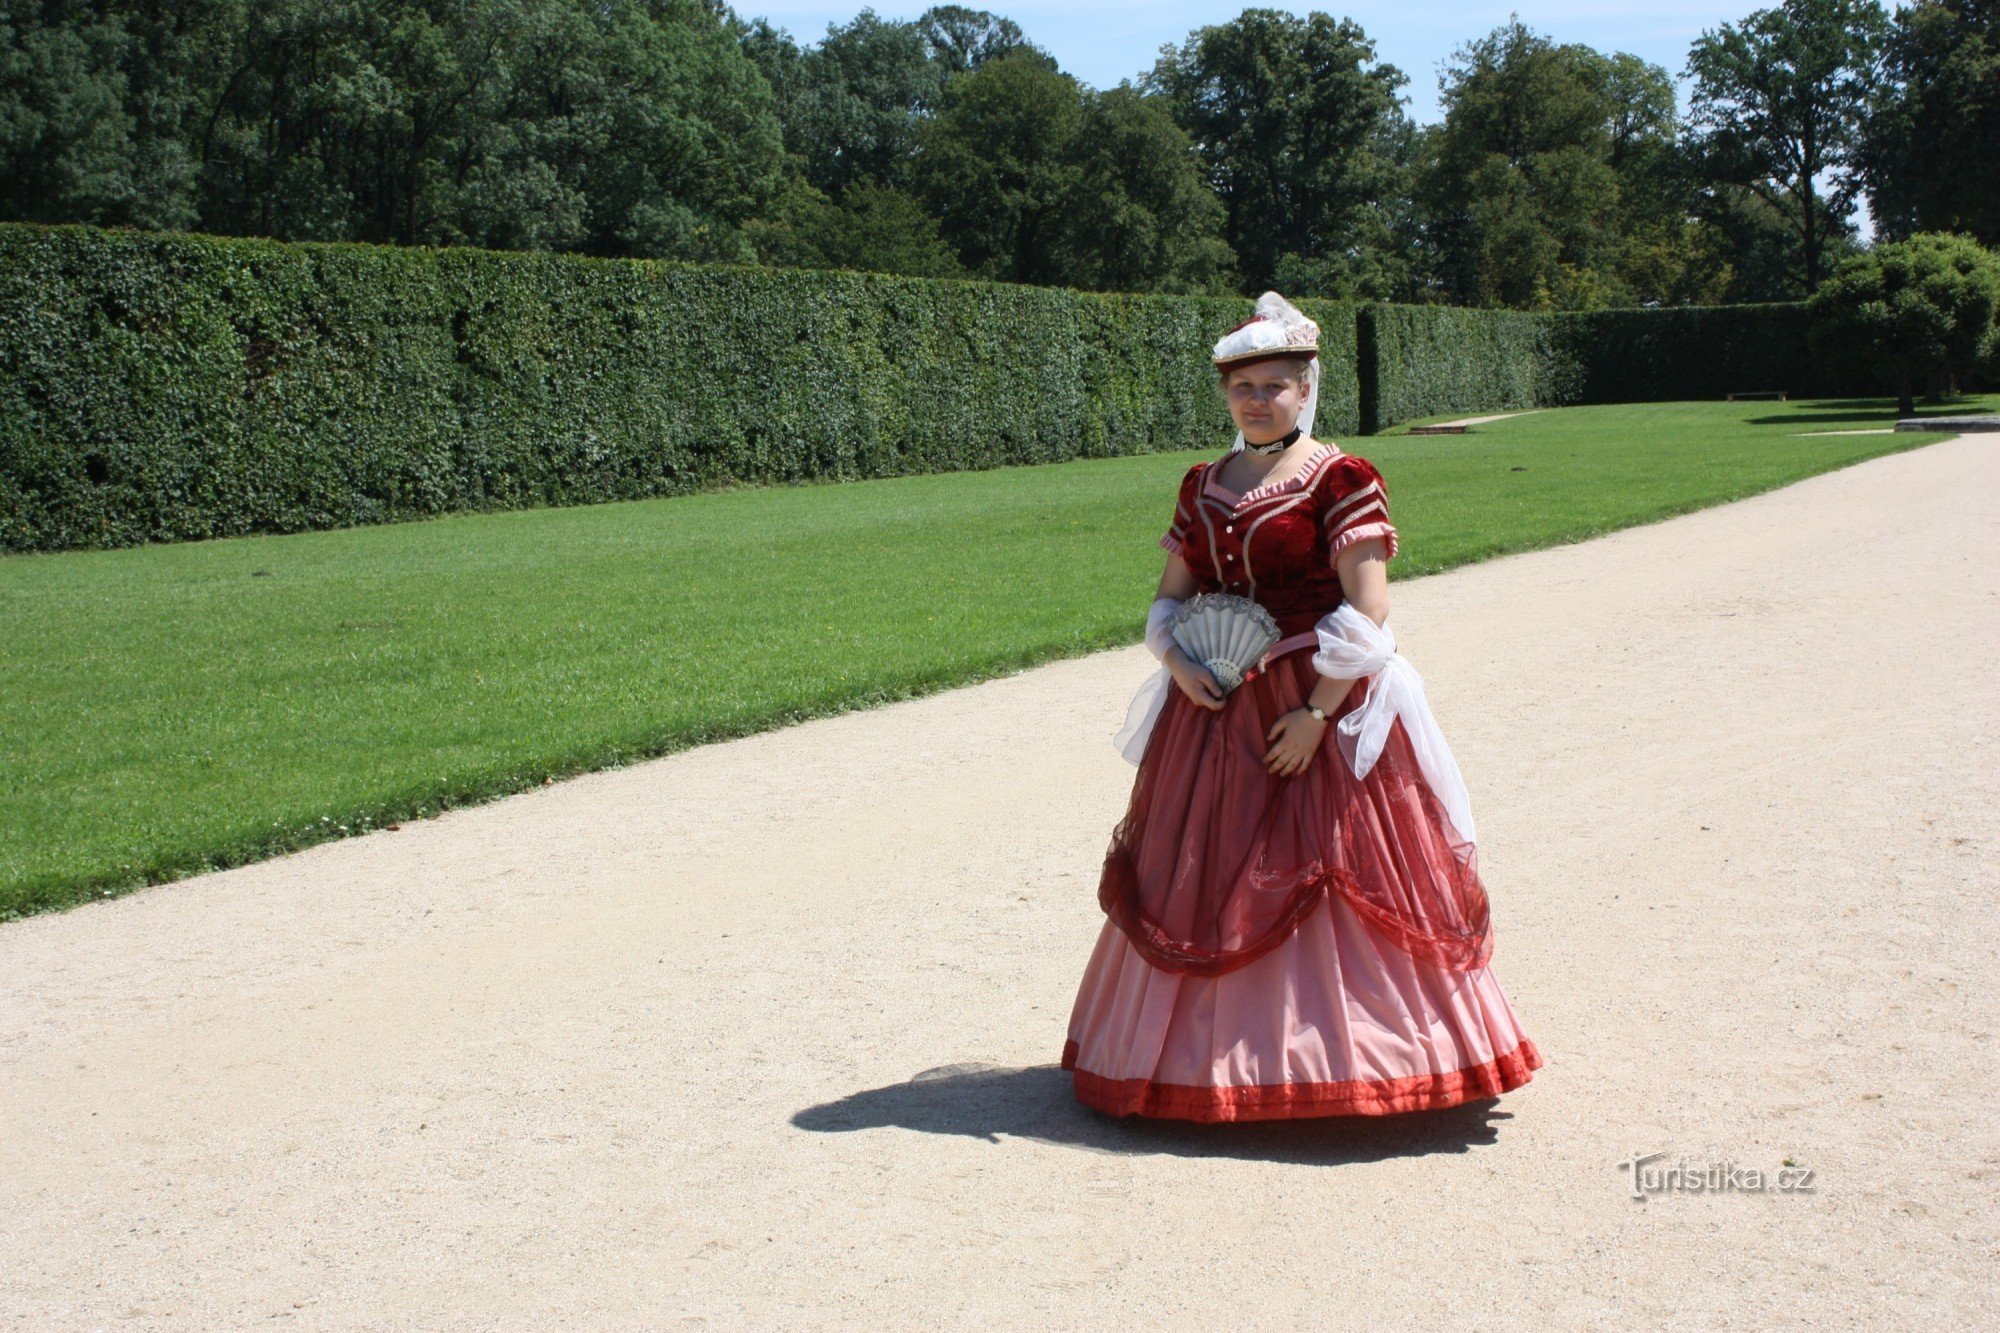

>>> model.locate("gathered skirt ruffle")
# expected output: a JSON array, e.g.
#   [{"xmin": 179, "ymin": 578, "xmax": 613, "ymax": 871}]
[{"xmin": 1063, "ymin": 892, "xmax": 1543, "ymax": 1121}]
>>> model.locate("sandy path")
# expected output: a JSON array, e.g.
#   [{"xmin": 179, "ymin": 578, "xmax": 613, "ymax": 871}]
[
  {"xmin": 3, "ymin": 436, "xmax": 1996, "ymax": 1329},
  {"xmin": 1428, "ymin": 410, "xmax": 1544, "ymax": 428}
]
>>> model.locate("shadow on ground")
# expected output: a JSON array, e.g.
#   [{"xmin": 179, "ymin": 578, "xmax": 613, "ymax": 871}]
[
  {"xmin": 1748, "ymin": 397, "xmax": 1990, "ymax": 426},
  {"xmin": 793, "ymin": 1061, "xmax": 1517, "ymax": 1165}
]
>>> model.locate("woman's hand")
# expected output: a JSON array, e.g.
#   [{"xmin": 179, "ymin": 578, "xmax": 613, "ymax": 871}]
[
  {"xmin": 1166, "ymin": 653, "xmax": 1226, "ymax": 710},
  {"xmin": 1264, "ymin": 708, "xmax": 1328, "ymax": 775}
]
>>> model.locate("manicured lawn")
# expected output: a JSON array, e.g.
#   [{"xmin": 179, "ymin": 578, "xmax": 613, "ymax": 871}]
[
  {"xmin": 1370, "ymin": 393, "xmax": 1995, "ymax": 565},
  {"xmin": 1, "ymin": 394, "xmax": 1988, "ymax": 919}
]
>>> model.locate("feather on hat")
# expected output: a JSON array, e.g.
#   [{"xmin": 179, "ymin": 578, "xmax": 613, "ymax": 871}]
[{"xmin": 1212, "ymin": 291, "xmax": 1321, "ymax": 369}]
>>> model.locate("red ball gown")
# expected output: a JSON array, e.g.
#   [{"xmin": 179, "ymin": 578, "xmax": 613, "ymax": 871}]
[{"xmin": 1061, "ymin": 442, "xmax": 1545, "ymax": 1121}]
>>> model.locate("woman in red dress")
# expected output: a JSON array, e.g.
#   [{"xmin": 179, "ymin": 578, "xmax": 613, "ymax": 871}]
[{"xmin": 1061, "ymin": 292, "xmax": 1545, "ymax": 1122}]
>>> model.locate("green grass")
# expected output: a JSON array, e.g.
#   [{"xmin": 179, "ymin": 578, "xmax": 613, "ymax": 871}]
[{"xmin": 2, "ymin": 393, "xmax": 1989, "ymax": 919}]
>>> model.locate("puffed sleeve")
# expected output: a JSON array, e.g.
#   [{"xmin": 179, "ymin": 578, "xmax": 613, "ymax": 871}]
[
  {"xmin": 1321, "ymin": 455, "xmax": 1400, "ymax": 563},
  {"xmin": 1160, "ymin": 462, "xmax": 1205, "ymax": 557}
]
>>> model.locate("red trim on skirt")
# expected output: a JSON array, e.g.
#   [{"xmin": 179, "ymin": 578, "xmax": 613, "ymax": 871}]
[{"xmin": 1061, "ymin": 1035, "xmax": 1545, "ymax": 1122}]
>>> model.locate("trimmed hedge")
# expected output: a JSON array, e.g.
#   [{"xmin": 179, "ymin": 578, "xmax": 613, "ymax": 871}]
[
  {"xmin": 1354, "ymin": 301, "xmax": 1886, "ymax": 429},
  {"xmin": 2, "ymin": 219, "xmax": 1878, "ymax": 556},
  {"xmin": 1360, "ymin": 304, "xmax": 1579, "ymax": 435},
  {"xmin": 1547, "ymin": 304, "xmax": 1840, "ymax": 404},
  {"xmin": 0, "ymin": 221, "xmax": 1360, "ymax": 554}
]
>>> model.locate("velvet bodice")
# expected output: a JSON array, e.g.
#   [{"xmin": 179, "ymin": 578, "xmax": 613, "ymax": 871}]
[{"xmin": 1159, "ymin": 443, "xmax": 1400, "ymax": 643}]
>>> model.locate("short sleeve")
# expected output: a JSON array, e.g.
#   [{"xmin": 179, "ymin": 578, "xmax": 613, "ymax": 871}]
[
  {"xmin": 1160, "ymin": 463, "xmax": 1205, "ymax": 557},
  {"xmin": 1321, "ymin": 456, "xmax": 1400, "ymax": 563}
]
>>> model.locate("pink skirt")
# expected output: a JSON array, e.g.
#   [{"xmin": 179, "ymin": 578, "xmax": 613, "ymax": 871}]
[
  {"xmin": 1062, "ymin": 893, "xmax": 1542, "ymax": 1121},
  {"xmin": 1064, "ymin": 649, "xmax": 1544, "ymax": 1121}
]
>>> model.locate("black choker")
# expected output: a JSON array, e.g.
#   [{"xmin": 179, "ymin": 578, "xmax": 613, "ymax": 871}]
[{"xmin": 1245, "ymin": 425, "xmax": 1303, "ymax": 455}]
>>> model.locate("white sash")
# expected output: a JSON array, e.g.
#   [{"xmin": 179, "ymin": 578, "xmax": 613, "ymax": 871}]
[
  {"xmin": 1111, "ymin": 664, "xmax": 1175, "ymax": 766},
  {"xmin": 1309, "ymin": 604, "xmax": 1477, "ymax": 845}
]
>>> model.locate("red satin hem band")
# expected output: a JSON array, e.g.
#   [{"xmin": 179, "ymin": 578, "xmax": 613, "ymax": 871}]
[{"xmin": 1060, "ymin": 1036, "xmax": 1545, "ymax": 1122}]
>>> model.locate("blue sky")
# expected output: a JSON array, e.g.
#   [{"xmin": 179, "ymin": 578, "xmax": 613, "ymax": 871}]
[{"xmin": 737, "ymin": 2, "xmax": 1755, "ymax": 125}]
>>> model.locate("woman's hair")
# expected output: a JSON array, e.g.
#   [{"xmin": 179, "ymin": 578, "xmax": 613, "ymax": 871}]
[{"xmin": 1217, "ymin": 356, "xmax": 1315, "ymax": 390}]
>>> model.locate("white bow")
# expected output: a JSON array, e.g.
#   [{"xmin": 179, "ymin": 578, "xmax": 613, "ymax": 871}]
[{"xmin": 1310, "ymin": 604, "xmax": 1477, "ymax": 846}]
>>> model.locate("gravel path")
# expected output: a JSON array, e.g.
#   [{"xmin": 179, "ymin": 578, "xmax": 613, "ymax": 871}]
[
  {"xmin": 1426, "ymin": 410, "xmax": 1545, "ymax": 428},
  {"xmin": 3, "ymin": 435, "xmax": 1995, "ymax": 1328}
]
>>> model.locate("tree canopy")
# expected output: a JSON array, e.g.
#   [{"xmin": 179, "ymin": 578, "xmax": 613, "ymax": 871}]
[
  {"xmin": 1685, "ymin": 0, "xmax": 1889, "ymax": 294},
  {"xmin": 1, "ymin": 1, "xmax": 1992, "ymax": 311},
  {"xmin": 1144, "ymin": 8, "xmax": 1408, "ymax": 295},
  {"xmin": 1858, "ymin": 0, "xmax": 2000, "ymax": 246}
]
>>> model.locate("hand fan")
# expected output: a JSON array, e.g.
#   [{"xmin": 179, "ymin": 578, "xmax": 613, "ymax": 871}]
[{"xmin": 1167, "ymin": 593, "xmax": 1281, "ymax": 692}]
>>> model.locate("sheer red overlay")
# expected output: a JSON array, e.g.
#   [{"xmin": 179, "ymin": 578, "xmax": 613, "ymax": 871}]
[{"xmin": 1099, "ymin": 648, "xmax": 1494, "ymax": 978}]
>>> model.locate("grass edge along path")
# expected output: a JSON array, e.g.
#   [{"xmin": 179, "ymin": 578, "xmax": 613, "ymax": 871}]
[{"xmin": 0, "ymin": 396, "xmax": 1985, "ymax": 922}]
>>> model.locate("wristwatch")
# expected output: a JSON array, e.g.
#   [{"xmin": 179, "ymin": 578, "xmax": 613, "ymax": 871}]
[{"xmin": 1305, "ymin": 704, "xmax": 1329, "ymax": 722}]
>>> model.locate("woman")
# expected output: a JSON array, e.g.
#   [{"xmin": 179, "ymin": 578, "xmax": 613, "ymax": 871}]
[{"xmin": 1060, "ymin": 292, "xmax": 1545, "ymax": 1122}]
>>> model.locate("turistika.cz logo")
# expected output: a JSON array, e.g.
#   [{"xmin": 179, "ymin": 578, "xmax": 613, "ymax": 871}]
[{"xmin": 1618, "ymin": 1151, "xmax": 1817, "ymax": 1200}]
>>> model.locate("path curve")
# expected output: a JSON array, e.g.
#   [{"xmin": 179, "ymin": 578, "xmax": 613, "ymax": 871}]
[
  {"xmin": 3, "ymin": 436, "xmax": 1995, "ymax": 1327},
  {"xmin": 1428, "ymin": 409, "xmax": 1545, "ymax": 428}
]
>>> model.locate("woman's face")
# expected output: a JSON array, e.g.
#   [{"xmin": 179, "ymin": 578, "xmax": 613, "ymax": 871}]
[{"xmin": 1223, "ymin": 362, "xmax": 1309, "ymax": 443}]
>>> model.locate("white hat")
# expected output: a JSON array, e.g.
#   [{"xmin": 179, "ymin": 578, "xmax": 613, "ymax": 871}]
[
  {"xmin": 1211, "ymin": 291, "xmax": 1321, "ymax": 370},
  {"xmin": 1212, "ymin": 291, "xmax": 1322, "ymax": 452}
]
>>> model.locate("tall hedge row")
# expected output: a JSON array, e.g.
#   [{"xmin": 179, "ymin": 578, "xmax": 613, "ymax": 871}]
[
  {"xmin": 1359, "ymin": 304, "xmax": 1579, "ymax": 435},
  {"xmin": 1545, "ymin": 304, "xmax": 1846, "ymax": 404},
  {"xmin": 0, "ymin": 222, "xmax": 1361, "ymax": 553},
  {"xmin": 0, "ymin": 220, "xmax": 1855, "ymax": 556}
]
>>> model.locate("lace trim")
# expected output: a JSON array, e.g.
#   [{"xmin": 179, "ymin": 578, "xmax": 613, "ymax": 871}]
[
  {"xmin": 1329, "ymin": 520, "xmax": 1398, "ymax": 563},
  {"xmin": 1061, "ymin": 1036, "xmax": 1544, "ymax": 1121},
  {"xmin": 1204, "ymin": 443, "xmax": 1342, "ymax": 506}
]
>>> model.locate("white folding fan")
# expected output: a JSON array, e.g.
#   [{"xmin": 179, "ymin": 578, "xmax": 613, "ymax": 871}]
[{"xmin": 1167, "ymin": 593, "xmax": 1281, "ymax": 692}]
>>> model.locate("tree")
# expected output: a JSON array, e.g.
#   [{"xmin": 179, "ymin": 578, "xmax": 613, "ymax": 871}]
[
  {"xmin": 1050, "ymin": 85, "xmax": 1234, "ymax": 294},
  {"xmin": 1601, "ymin": 52, "xmax": 1679, "ymax": 170},
  {"xmin": 743, "ymin": 179, "xmax": 967, "ymax": 278},
  {"xmin": 907, "ymin": 52, "xmax": 1231, "ymax": 292},
  {"xmin": 735, "ymin": 7, "xmax": 1047, "ymax": 208},
  {"xmin": 1274, "ymin": 111, "xmax": 1420, "ymax": 301},
  {"xmin": 0, "ymin": 0, "xmax": 245, "ymax": 232},
  {"xmin": 1684, "ymin": 0, "xmax": 1889, "ymax": 296},
  {"xmin": 907, "ymin": 49, "xmax": 1082, "ymax": 285},
  {"xmin": 0, "ymin": 5, "xmax": 144, "ymax": 227},
  {"xmin": 1414, "ymin": 19, "xmax": 1632, "ymax": 309},
  {"xmin": 1807, "ymin": 231, "xmax": 2000, "ymax": 415},
  {"xmin": 735, "ymin": 8, "xmax": 945, "ymax": 201},
  {"xmin": 570, "ymin": 0, "xmax": 793, "ymax": 262},
  {"xmin": 1144, "ymin": 8, "xmax": 1407, "ymax": 293},
  {"xmin": 914, "ymin": 6, "xmax": 1046, "ymax": 76},
  {"xmin": 1858, "ymin": 0, "xmax": 2000, "ymax": 245},
  {"xmin": 0, "ymin": 0, "xmax": 790, "ymax": 260},
  {"xmin": 734, "ymin": 8, "xmax": 969, "ymax": 276},
  {"xmin": 1598, "ymin": 54, "xmax": 1741, "ymax": 306}
]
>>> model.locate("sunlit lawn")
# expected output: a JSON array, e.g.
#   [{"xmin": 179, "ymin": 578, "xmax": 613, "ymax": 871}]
[{"xmin": 1, "ymin": 392, "xmax": 1986, "ymax": 918}]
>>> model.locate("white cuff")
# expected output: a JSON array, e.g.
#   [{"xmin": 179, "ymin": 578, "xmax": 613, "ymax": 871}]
[{"xmin": 1144, "ymin": 596, "xmax": 1183, "ymax": 662}]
